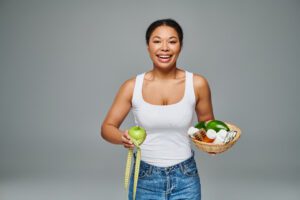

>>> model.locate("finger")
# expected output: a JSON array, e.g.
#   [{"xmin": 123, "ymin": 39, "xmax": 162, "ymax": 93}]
[
  {"xmin": 124, "ymin": 130, "xmax": 131, "ymax": 139},
  {"xmin": 122, "ymin": 135, "xmax": 134, "ymax": 145},
  {"xmin": 123, "ymin": 135, "xmax": 133, "ymax": 145},
  {"xmin": 122, "ymin": 135, "xmax": 133, "ymax": 145},
  {"xmin": 123, "ymin": 141, "xmax": 133, "ymax": 146},
  {"xmin": 123, "ymin": 144, "xmax": 134, "ymax": 149}
]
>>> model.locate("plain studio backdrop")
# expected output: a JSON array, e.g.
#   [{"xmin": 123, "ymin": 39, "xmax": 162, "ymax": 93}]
[{"xmin": 0, "ymin": 0, "xmax": 299, "ymax": 199}]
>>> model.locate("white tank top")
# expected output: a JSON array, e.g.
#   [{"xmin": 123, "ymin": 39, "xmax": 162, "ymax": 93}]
[{"xmin": 131, "ymin": 70, "xmax": 196, "ymax": 167}]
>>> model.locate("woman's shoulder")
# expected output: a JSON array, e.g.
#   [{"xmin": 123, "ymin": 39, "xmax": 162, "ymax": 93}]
[
  {"xmin": 192, "ymin": 72, "xmax": 210, "ymax": 88},
  {"xmin": 191, "ymin": 72, "xmax": 211, "ymax": 102},
  {"xmin": 114, "ymin": 75, "xmax": 137, "ymax": 104},
  {"xmin": 120, "ymin": 76, "xmax": 136, "ymax": 93},
  {"xmin": 120, "ymin": 71, "xmax": 146, "ymax": 91}
]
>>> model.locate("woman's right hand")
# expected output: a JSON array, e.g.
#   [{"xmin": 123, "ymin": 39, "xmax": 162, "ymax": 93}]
[{"xmin": 121, "ymin": 130, "xmax": 135, "ymax": 149}]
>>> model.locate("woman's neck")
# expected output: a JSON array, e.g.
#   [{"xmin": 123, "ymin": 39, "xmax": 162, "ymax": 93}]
[{"xmin": 148, "ymin": 66, "xmax": 181, "ymax": 81}]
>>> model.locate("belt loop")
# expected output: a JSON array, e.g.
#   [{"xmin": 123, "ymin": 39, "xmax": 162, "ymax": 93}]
[
  {"xmin": 179, "ymin": 160, "xmax": 185, "ymax": 172},
  {"xmin": 149, "ymin": 165, "xmax": 153, "ymax": 174}
]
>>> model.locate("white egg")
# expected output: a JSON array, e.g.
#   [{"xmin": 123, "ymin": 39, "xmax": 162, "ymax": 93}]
[
  {"xmin": 217, "ymin": 129, "xmax": 228, "ymax": 139},
  {"xmin": 213, "ymin": 135, "xmax": 225, "ymax": 144},
  {"xmin": 206, "ymin": 129, "xmax": 217, "ymax": 139},
  {"xmin": 188, "ymin": 127, "xmax": 200, "ymax": 136}
]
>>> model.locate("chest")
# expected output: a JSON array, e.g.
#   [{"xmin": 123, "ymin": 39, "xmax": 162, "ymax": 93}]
[{"xmin": 142, "ymin": 79, "xmax": 185, "ymax": 106}]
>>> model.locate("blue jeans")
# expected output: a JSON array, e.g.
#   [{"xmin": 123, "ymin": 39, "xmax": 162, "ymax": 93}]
[{"xmin": 128, "ymin": 151, "xmax": 201, "ymax": 200}]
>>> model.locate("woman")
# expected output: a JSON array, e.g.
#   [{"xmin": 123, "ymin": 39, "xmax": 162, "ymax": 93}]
[{"xmin": 101, "ymin": 18, "xmax": 214, "ymax": 200}]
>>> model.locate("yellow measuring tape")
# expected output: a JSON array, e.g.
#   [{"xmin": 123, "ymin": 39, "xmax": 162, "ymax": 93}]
[{"xmin": 124, "ymin": 137, "xmax": 142, "ymax": 200}]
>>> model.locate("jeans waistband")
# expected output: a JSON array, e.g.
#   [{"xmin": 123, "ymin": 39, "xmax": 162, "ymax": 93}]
[{"xmin": 134, "ymin": 150, "xmax": 195, "ymax": 172}]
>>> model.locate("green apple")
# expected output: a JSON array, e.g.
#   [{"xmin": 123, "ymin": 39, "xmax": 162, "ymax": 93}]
[{"xmin": 128, "ymin": 126, "xmax": 147, "ymax": 145}]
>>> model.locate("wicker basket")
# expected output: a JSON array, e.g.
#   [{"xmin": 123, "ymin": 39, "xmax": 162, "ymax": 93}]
[{"xmin": 190, "ymin": 122, "xmax": 241, "ymax": 155}]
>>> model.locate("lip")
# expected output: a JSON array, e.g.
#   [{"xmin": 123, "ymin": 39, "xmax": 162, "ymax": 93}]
[{"xmin": 156, "ymin": 54, "xmax": 173, "ymax": 63}]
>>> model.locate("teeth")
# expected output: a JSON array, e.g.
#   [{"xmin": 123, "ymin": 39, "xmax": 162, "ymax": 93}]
[{"xmin": 159, "ymin": 55, "xmax": 171, "ymax": 58}]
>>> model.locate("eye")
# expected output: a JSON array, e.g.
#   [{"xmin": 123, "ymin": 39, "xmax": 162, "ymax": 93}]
[
  {"xmin": 169, "ymin": 41, "xmax": 177, "ymax": 44},
  {"xmin": 153, "ymin": 40, "xmax": 161, "ymax": 43}
]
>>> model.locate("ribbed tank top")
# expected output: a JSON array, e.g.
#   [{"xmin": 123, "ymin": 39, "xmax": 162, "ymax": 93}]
[{"xmin": 131, "ymin": 70, "xmax": 196, "ymax": 167}]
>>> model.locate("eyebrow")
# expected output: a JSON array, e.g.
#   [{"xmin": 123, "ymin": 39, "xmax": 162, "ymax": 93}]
[{"xmin": 152, "ymin": 36, "xmax": 178, "ymax": 39}]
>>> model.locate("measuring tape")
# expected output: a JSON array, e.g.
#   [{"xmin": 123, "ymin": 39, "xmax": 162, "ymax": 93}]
[{"xmin": 124, "ymin": 137, "xmax": 142, "ymax": 200}]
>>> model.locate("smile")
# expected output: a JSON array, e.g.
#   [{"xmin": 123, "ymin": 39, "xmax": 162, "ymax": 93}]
[
  {"xmin": 157, "ymin": 55, "xmax": 172, "ymax": 63},
  {"xmin": 158, "ymin": 55, "xmax": 171, "ymax": 58}
]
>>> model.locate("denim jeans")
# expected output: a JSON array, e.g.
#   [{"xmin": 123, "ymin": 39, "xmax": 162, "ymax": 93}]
[{"xmin": 128, "ymin": 151, "xmax": 201, "ymax": 200}]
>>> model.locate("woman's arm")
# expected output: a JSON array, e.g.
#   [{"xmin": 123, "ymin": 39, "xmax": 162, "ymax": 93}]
[
  {"xmin": 100, "ymin": 78, "xmax": 135, "ymax": 148},
  {"xmin": 193, "ymin": 74, "xmax": 215, "ymax": 122}
]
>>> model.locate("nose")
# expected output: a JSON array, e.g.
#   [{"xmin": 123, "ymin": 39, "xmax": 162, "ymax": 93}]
[{"xmin": 161, "ymin": 41, "xmax": 169, "ymax": 51}]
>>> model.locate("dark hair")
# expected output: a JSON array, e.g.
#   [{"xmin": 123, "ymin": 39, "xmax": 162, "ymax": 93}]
[{"xmin": 146, "ymin": 18, "xmax": 183, "ymax": 47}]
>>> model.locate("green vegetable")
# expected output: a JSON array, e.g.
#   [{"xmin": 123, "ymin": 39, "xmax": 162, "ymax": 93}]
[
  {"xmin": 206, "ymin": 120, "xmax": 230, "ymax": 132},
  {"xmin": 194, "ymin": 121, "xmax": 207, "ymax": 130}
]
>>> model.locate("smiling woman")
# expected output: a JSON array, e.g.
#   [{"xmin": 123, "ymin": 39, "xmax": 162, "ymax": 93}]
[
  {"xmin": 101, "ymin": 18, "xmax": 214, "ymax": 200},
  {"xmin": 146, "ymin": 19, "xmax": 183, "ymax": 72},
  {"xmin": 147, "ymin": 26, "xmax": 181, "ymax": 68}
]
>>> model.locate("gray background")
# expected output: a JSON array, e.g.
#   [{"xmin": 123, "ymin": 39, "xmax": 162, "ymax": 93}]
[{"xmin": 1, "ymin": 0, "xmax": 299, "ymax": 199}]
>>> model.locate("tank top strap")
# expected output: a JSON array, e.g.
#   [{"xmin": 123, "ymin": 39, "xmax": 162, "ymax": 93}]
[
  {"xmin": 131, "ymin": 72, "xmax": 145, "ymax": 107},
  {"xmin": 185, "ymin": 70, "xmax": 196, "ymax": 105}
]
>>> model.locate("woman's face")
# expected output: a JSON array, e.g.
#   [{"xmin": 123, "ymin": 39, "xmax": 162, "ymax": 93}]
[{"xmin": 147, "ymin": 25, "xmax": 181, "ymax": 70}]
